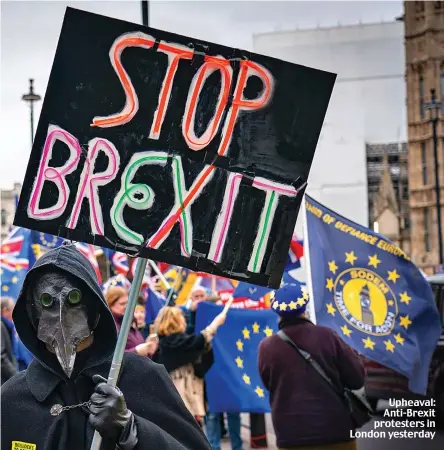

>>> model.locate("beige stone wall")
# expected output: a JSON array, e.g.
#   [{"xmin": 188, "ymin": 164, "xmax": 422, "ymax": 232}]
[
  {"xmin": 376, "ymin": 209, "xmax": 400, "ymax": 240},
  {"xmin": 0, "ymin": 183, "xmax": 21, "ymax": 242},
  {"xmin": 404, "ymin": 1, "xmax": 444, "ymax": 271}
]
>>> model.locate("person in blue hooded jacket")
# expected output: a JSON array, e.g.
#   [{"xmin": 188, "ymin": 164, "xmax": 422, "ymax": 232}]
[
  {"xmin": 1, "ymin": 297, "xmax": 17, "ymax": 384},
  {"xmin": 1, "ymin": 296, "xmax": 34, "ymax": 372},
  {"xmin": 1, "ymin": 242, "xmax": 212, "ymax": 450}
]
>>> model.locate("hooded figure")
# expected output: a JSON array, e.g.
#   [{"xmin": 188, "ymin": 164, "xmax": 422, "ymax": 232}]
[{"xmin": 1, "ymin": 243, "xmax": 211, "ymax": 450}]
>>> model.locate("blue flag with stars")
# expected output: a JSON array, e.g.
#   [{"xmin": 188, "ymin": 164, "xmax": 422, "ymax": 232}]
[
  {"xmin": 195, "ymin": 302, "xmax": 278, "ymax": 412},
  {"xmin": 32, "ymin": 232, "xmax": 64, "ymax": 250},
  {"xmin": 233, "ymin": 281, "xmax": 273, "ymax": 301},
  {"xmin": 1, "ymin": 229, "xmax": 71, "ymax": 300},
  {"xmin": 1, "ymin": 227, "xmax": 36, "ymax": 300},
  {"xmin": 305, "ymin": 195, "xmax": 442, "ymax": 395}
]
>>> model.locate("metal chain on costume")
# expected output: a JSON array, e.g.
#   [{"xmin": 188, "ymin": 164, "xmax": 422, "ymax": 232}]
[{"xmin": 50, "ymin": 401, "xmax": 92, "ymax": 416}]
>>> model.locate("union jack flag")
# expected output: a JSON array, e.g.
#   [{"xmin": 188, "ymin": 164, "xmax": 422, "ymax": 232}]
[
  {"xmin": 129, "ymin": 258, "xmax": 152, "ymax": 288},
  {"xmin": 111, "ymin": 251, "xmax": 129, "ymax": 276},
  {"xmin": 286, "ymin": 234, "xmax": 304, "ymax": 271},
  {"xmin": 1, "ymin": 227, "xmax": 35, "ymax": 299},
  {"xmin": 74, "ymin": 242, "xmax": 102, "ymax": 283},
  {"xmin": 102, "ymin": 274, "xmax": 132, "ymax": 294},
  {"xmin": 193, "ymin": 274, "xmax": 236, "ymax": 296},
  {"xmin": 0, "ymin": 227, "xmax": 31, "ymax": 273}
]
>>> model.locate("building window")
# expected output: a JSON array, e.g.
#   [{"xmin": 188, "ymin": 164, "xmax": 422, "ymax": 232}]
[
  {"xmin": 419, "ymin": 76, "xmax": 425, "ymax": 119},
  {"xmin": 416, "ymin": 1, "xmax": 425, "ymax": 13},
  {"xmin": 421, "ymin": 142, "xmax": 428, "ymax": 184},
  {"xmin": 0, "ymin": 209, "xmax": 7, "ymax": 227},
  {"xmin": 424, "ymin": 208, "xmax": 430, "ymax": 252},
  {"xmin": 404, "ymin": 214, "xmax": 411, "ymax": 231}
]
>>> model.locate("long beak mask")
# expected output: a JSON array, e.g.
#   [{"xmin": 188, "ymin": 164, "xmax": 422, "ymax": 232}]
[
  {"xmin": 37, "ymin": 300, "xmax": 91, "ymax": 378},
  {"xmin": 28, "ymin": 272, "xmax": 100, "ymax": 377},
  {"xmin": 37, "ymin": 300, "xmax": 91, "ymax": 377},
  {"xmin": 31, "ymin": 272, "xmax": 94, "ymax": 378}
]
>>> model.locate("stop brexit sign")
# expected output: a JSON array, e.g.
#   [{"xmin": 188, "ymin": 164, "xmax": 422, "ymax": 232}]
[{"xmin": 14, "ymin": 8, "xmax": 336, "ymax": 288}]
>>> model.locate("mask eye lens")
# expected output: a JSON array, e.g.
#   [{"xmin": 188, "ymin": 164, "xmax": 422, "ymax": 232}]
[
  {"xmin": 68, "ymin": 289, "xmax": 81, "ymax": 305},
  {"xmin": 40, "ymin": 293, "xmax": 53, "ymax": 308}
]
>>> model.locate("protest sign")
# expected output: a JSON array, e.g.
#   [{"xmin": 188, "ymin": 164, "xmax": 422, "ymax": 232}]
[{"xmin": 14, "ymin": 8, "xmax": 335, "ymax": 287}]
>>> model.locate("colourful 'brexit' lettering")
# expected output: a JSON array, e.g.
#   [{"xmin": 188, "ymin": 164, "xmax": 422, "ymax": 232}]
[{"xmin": 28, "ymin": 124, "xmax": 299, "ymax": 274}]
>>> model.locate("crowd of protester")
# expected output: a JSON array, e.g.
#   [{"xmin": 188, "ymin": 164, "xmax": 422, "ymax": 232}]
[{"xmin": 2, "ymin": 270, "xmax": 365, "ymax": 450}]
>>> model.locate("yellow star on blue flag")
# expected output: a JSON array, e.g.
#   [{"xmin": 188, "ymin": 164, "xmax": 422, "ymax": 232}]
[
  {"xmin": 34, "ymin": 232, "xmax": 64, "ymax": 249},
  {"xmin": 195, "ymin": 303, "xmax": 277, "ymax": 412},
  {"xmin": 304, "ymin": 195, "xmax": 441, "ymax": 395},
  {"xmin": 1, "ymin": 228, "xmax": 66, "ymax": 299}
]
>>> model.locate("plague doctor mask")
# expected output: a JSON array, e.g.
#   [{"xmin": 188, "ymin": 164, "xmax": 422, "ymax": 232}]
[{"xmin": 28, "ymin": 271, "xmax": 99, "ymax": 377}]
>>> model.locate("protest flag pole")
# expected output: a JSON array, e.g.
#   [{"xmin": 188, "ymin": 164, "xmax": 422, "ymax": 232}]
[
  {"xmin": 221, "ymin": 296, "xmax": 234, "ymax": 316},
  {"xmin": 164, "ymin": 266, "xmax": 184, "ymax": 307},
  {"xmin": 148, "ymin": 259, "xmax": 171, "ymax": 290},
  {"xmin": 211, "ymin": 275, "xmax": 217, "ymax": 295},
  {"xmin": 90, "ymin": 257, "xmax": 149, "ymax": 450},
  {"xmin": 302, "ymin": 196, "xmax": 317, "ymax": 324}
]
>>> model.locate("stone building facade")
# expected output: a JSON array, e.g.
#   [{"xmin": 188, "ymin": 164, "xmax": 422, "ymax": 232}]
[
  {"xmin": 404, "ymin": 1, "xmax": 444, "ymax": 273},
  {"xmin": 367, "ymin": 142, "xmax": 410, "ymax": 254},
  {"xmin": 1, "ymin": 183, "xmax": 22, "ymax": 242}
]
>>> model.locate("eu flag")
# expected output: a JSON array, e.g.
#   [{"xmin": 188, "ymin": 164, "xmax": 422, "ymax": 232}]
[
  {"xmin": 195, "ymin": 302, "xmax": 278, "ymax": 412},
  {"xmin": 144, "ymin": 287, "xmax": 166, "ymax": 324},
  {"xmin": 304, "ymin": 195, "xmax": 442, "ymax": 394},
  {"xmin": 233, "ymin": 282, "xmax": 273, "ymax": 301},
  {"xmin": 1, "ymin": 227, "xmax": 36, "ymax": 300},
  {"xmin": 32, "ymin": 232, "xmax": 64, "ymax": 250}
]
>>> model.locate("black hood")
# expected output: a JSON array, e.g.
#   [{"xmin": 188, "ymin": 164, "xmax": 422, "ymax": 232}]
[{"xmin": 13, "ymin": 242, "xmax": 117, "ymax": 378}]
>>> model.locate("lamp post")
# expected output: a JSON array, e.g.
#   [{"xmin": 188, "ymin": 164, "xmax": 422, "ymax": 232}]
[
  {"xmin": 424, "ymin": 88, "xmax": 444, "ymax": 265},
  {"xmin": 141, "ymin": 0, "xmax": 149, "ymax": 26},
  {"xmin": 21, "ymin": 78, "xmax": 41, "ymax": 146}
]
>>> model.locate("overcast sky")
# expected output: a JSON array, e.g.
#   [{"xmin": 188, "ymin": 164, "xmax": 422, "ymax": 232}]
[{"xmin": 0, "ymin": 0, "xmax": 403, "ymax": 189}]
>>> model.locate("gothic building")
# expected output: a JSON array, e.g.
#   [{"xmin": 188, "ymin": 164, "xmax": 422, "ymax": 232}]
[
  {"xmin": 404, "ymin": 1, "xmax": 444, "ymax": 272},
  {"xmin": 366, "ymin": 142, "xmax": 410, "ymax": 254}
]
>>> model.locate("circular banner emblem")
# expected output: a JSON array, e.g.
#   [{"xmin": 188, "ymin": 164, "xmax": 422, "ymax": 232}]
[{"xmin": 334, "ymin": 268, "xmax": 397, "ymax": 336}]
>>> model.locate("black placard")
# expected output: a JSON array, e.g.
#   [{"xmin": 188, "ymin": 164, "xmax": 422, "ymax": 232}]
[{"xmin": 14, "ymin": 7, "xmax": 336, "ymax": 288}]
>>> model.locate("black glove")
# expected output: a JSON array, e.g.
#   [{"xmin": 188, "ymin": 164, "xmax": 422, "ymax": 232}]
[{"xmin": 89, "ymin": 375, "xmax": 138, "ymax": 450}]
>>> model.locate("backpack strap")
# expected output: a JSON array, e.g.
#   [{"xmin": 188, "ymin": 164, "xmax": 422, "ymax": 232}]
[{"xmin": 277, "ymin": 330, "xmax": 344, "ymax": 399}]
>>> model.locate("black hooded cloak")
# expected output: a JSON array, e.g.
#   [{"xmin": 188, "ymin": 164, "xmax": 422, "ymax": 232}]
[{"xmin": 1, "ymin": 244, "xmax": 211, "ymax": 450}]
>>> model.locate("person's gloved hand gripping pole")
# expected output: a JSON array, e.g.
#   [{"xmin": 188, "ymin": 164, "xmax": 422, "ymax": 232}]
[{"xmin": 89, "ymin": 375, "xmax": 138, "ymax": 450}]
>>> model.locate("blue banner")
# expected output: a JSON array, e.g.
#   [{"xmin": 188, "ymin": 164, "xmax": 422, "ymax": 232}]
[
  {"xmin": 195, "ymin": 302, "xmax": 278, "ymax": 412},
  {"xmin": 1, "ymin": 229, "xmax": 69, "ymax": 300},
  {"xmin": 232, "ymin": 282, "xmax": 273, "ymax": 301},
  {"xmin": 32, "ymin": 231, "xmax": 64, "ymax": 249},
  {"xmin": 305, "ymin": 195, "xmax": 442, "ymax": 394},
  {"xmin": 144, "ymin": 287, "xmax": 166, "ymax": 324},
  {"xmin": 1, "ymin": 228, "xmax": 36, "ymax": 300}
]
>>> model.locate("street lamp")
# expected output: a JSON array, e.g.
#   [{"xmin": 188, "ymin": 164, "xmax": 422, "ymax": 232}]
[
  {"xmin": 21, "ymin": 78, "xmax": 41, "ymax": 146},
  {"xmin": 424, "ymin": 88, "xmax": 444, "ymax": 265},
  {"xmin": 141, "ymin": 0, "xmax": 149, "ymax": 26}
]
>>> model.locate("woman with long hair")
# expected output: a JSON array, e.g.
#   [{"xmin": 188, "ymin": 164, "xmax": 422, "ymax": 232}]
[
  {"xmin": 154, "ymin": 306, "xmax": 226, "ymax": 425},
  {"xmin": 105, "ymin": 286, "xmax": 158, "ymax": 357}
]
